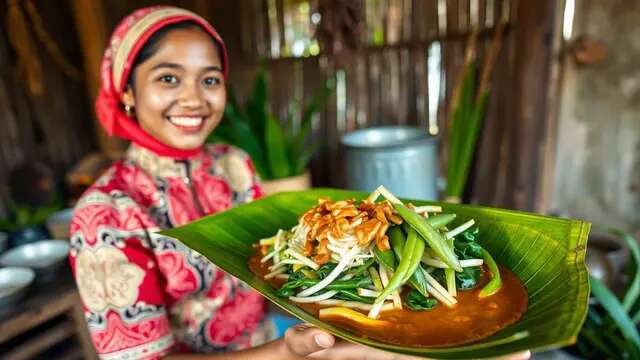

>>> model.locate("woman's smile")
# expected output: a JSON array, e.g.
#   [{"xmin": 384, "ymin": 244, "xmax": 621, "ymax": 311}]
[{"xmin": 166, "ymin": 115, "xmax": 209, "ymax": 133}]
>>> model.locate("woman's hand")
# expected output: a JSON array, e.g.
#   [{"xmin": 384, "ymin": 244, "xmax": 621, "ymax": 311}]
[{"xmin": 283, "ymin": 324, "xmax": 531, "ymax": 360}]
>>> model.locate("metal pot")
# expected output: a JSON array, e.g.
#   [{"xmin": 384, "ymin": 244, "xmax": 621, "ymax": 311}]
[{"xmin": 341, "ymin": 126, "xmax": 438, "ymax": 200}]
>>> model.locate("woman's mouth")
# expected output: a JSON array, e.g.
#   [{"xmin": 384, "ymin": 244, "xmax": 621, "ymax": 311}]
[{"xmin": 167, "ymin": 116, "xmax": 206, "ymax": 133}]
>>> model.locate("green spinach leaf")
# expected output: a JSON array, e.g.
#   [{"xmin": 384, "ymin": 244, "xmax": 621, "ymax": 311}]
[
  {"xmin": 454, "ymin": 227, "xmax": 482, "ymax": 259},
  {"xmin": 316, "ymin": 263, "xmax": 337, "ymax": 279},
  {"xmin": 456, "ymin": 266, "xmax": 481, "ymax": 290},
  {"xmin": 405, "ymin": 290, "xmax": 438, "ymax": 311}
]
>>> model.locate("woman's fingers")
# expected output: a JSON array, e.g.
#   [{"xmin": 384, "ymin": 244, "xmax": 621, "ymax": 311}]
[
  {"xmin": 284, "ymin": 323, "xmax": 335, "ymax": 356},
  {"xmin": 284, "ymin": 324, "xmax": 530, "ymax": 360},
  {"xmin": 308, "ymin": 339, "xmax": 426, "ymax": 360}
]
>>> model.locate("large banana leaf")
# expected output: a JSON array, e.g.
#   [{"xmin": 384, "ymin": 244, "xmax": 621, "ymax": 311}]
[{"xmin": 161, "ymin": 189, "xmax": 590, "ymax": 359}]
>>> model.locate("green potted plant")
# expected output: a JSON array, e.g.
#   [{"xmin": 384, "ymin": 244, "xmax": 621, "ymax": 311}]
[
  {"xmin": 445, "ymin": 25, "xmax": 504, "ymax": 203},
  {"xmin": 209, "ymin": 68, "xmax": 335, "ymax": 194},
  {"xmin": 0, "ymin": 196, "xmax": 62, "ymax": 247},
  {"xmin": 567, "ymin": 226, "xmax": 640, "ymax": 359}
]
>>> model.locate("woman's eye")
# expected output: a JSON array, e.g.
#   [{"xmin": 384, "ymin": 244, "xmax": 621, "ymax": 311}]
[
  {"xmin": 158, "ymin": 75, "xmax": 178, "ymax": 84},
  {"xmin": 203, "ymin": 77, "xmax": 221, "ymax": 86}
]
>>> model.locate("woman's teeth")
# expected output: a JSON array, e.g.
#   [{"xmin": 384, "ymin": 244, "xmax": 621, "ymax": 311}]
[{"xmin": 169, "ymin": 116, "xmax": 203, "ymax": 127}]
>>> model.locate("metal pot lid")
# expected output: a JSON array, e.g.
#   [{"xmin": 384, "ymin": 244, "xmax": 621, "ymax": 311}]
[{"xmin": 341, "ymin": 126, "xmax": 436, "ymax": 149}]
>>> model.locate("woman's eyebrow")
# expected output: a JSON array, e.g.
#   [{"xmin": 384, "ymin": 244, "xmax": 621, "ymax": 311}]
[
  {"xmin": 150, "ymin": 62, "xmax": 183, "ymax": 71},
  {"xmin": 203, "ymin": 65, "xmax": 223, "ymax": 73}
]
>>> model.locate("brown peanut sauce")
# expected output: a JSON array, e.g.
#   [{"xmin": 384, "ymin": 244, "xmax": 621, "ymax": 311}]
[{"xmin": 249, "ymin": 252, "xmax": 527, "ymax": 347}]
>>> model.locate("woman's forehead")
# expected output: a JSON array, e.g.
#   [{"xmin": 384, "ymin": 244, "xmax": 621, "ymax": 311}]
[{"xmin": 144, "ymin": 28, "xmax": 222, "ymax": 69}]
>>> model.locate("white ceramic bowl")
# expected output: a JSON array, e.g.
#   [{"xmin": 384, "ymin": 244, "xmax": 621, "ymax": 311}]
[
  {"xmin": 0, "ymin": 240, "xmax": 69, "ymax": 269},
  {"xmin": 0, "ymin": 267, "xmax": 35, "ymax": 305}
]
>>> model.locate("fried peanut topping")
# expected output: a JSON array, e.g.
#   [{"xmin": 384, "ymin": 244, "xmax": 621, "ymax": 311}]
[{"xmin": 299, "ymin": 198, "xmax": 403, "ymax": 264}]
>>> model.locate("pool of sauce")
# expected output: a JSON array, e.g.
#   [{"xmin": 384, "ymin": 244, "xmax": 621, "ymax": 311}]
[{"xmin": 249, "ymin": 252, "xmax": 528, "ymax": 347}]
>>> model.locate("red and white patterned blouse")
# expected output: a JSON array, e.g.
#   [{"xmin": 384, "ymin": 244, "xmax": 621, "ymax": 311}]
[{"xmin": 69, "ymin": 144, "xmax": 275, "ymax": 359}]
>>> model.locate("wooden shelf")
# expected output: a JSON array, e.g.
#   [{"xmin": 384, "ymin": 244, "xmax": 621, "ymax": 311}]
[
  {"xmin": 0, "ymin": 281, "xmax": 77, "ymax": 344},
  {"xmin": 53, "ymin": 345, "xmax": 84, "ymax": 360},
  {"xmin": 2, "ymin": 320, "xmax": 75, "ymax": 360},
  {"xmin": 0, "ymin": 273, "xmax": 96, "ymax": 359}
]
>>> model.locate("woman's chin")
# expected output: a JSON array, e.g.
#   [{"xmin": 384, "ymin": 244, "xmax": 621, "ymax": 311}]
[{"xmin": 164, "ymin": 136, "xmax": 207, "ymax": 151}]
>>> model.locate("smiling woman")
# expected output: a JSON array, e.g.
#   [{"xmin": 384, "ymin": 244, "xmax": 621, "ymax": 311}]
[
  {"xmin": 122, "ymin": 22, "xmax": 227, "ymax": 150},
  {"xmin": 68, "ymin": 5, "xmax": 529, "ymax": 360},
  {"xmin": 70, "ymin": 6, "xmax": 281, "ymax": 359}
]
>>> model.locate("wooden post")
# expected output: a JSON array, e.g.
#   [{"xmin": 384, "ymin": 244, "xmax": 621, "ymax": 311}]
[
  {"xmin": 70, "ymin": 0, "xmax": 126, "ymax": 159},
  {"xmin": 507, "ymin": 0, "xmax": 558, "ymax": 211},
  {"xmin": 536, "ymin": 0, "xmax": 567, "ymax": 214}
]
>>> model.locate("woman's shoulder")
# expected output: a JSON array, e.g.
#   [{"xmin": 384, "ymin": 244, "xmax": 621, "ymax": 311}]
[
  {"xmin": 203, "ymin": 143, "xmax": 262, "ymax": 197},
  {"xmin": 72, "ymin": 160, "xmax": 140, "ymax": 212},
  {"xmin": 70, "ymin": 160, "xmax": 158, "ymax": 235},
  {"xmin": 205, "ymin": 144, "xmax": 255, "ymax": 176},
  {"xmin": 204, "ymin": 143, "xmax": 258, "ymax": 175}
]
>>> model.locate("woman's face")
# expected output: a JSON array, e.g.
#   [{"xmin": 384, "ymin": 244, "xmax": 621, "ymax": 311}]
[{"xmin": 124, "ymin": 27, "xmax": 226, "ymax": 150}]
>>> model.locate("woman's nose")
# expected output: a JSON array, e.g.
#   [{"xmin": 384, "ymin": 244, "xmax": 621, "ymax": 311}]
[{"xmin": 177, "ymin": 85, "xmax": 203, "ymax": 108}]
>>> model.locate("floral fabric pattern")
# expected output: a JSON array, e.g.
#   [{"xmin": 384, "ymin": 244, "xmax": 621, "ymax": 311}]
[
  {"xmin": 75, "ymin": 246, "xmax": 146, "ymax": 312},
  {"xmin": 69, "ymin": 144, "xmax": 274, "ymax": 359}
]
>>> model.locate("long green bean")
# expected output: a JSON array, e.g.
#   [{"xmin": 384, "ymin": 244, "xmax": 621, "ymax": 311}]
[
  {"xmin": 445, "ymin": 236, "xmax": 456, "ymax": 296},
  {"xmin": 392, "ymin": 227, "xmax": 426, "ymax": 284},
  {"xmin": 390, "ymin": 226, "xmax": 410, "ymax": 284},
  {"xmin": 478, "ymin": 247, "xmax": 502, "ymax": 298},
  {"xmin": 405, "ymin": 214, "xmax": 457, "ymax": 231},
  {"xmin": 390, "ymin": 226, "xmax": 407, "ymax": 257},
  {"xmin": 403, "ymin": 229, "xmax": 425, "ymax": 284},
  {"xmin": 389, "ymin": 226, "xmax": 430, "ymax": 297},
  {"xmin": 394, "ymin": 203, "xmax": 462, "ymax": 271},
  {"xmin": 426, "ymin": 213, "xmax": 457, "ymax": 229},
  {"xmin": 375, "ymin": 227, "xmax": 423, "ymax": 304}
]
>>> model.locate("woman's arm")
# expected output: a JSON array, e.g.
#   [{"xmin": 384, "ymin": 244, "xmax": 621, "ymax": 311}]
[
  {"xmin": 69, "ymin": 193, "xmax": 177, "ymax": 359},
  {"xmin": 164, "ymin": 325, "xmax": 331, "ymax": 360},
  {"xmin": 164, "ymin": 339, "xmax": 292, "ymax": 360},
  {"xmin": 165, "ymin": 324, "xmax": 531, "ymax": 360}
]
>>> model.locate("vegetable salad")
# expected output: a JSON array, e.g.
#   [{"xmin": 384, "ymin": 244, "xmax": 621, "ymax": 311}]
[{"xmin": 257, "ymin": 186, "xmax": 502, "ymax": 324}]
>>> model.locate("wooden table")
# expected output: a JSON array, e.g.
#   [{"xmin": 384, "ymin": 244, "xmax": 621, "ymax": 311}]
[{"xmin": 0, "ymin": 270, "xmax": 96, "ymax": 360}]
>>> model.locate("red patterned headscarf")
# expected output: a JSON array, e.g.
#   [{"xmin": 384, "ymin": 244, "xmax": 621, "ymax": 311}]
[{"xmin": 95, "ymin": 6, "xmax": 228, "ymax": 159}]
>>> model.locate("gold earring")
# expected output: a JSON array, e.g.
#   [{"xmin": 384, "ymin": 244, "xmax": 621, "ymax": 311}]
[{"xmin": 124, "ymin": 104, "xmax": 134, "ymax": 116}]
